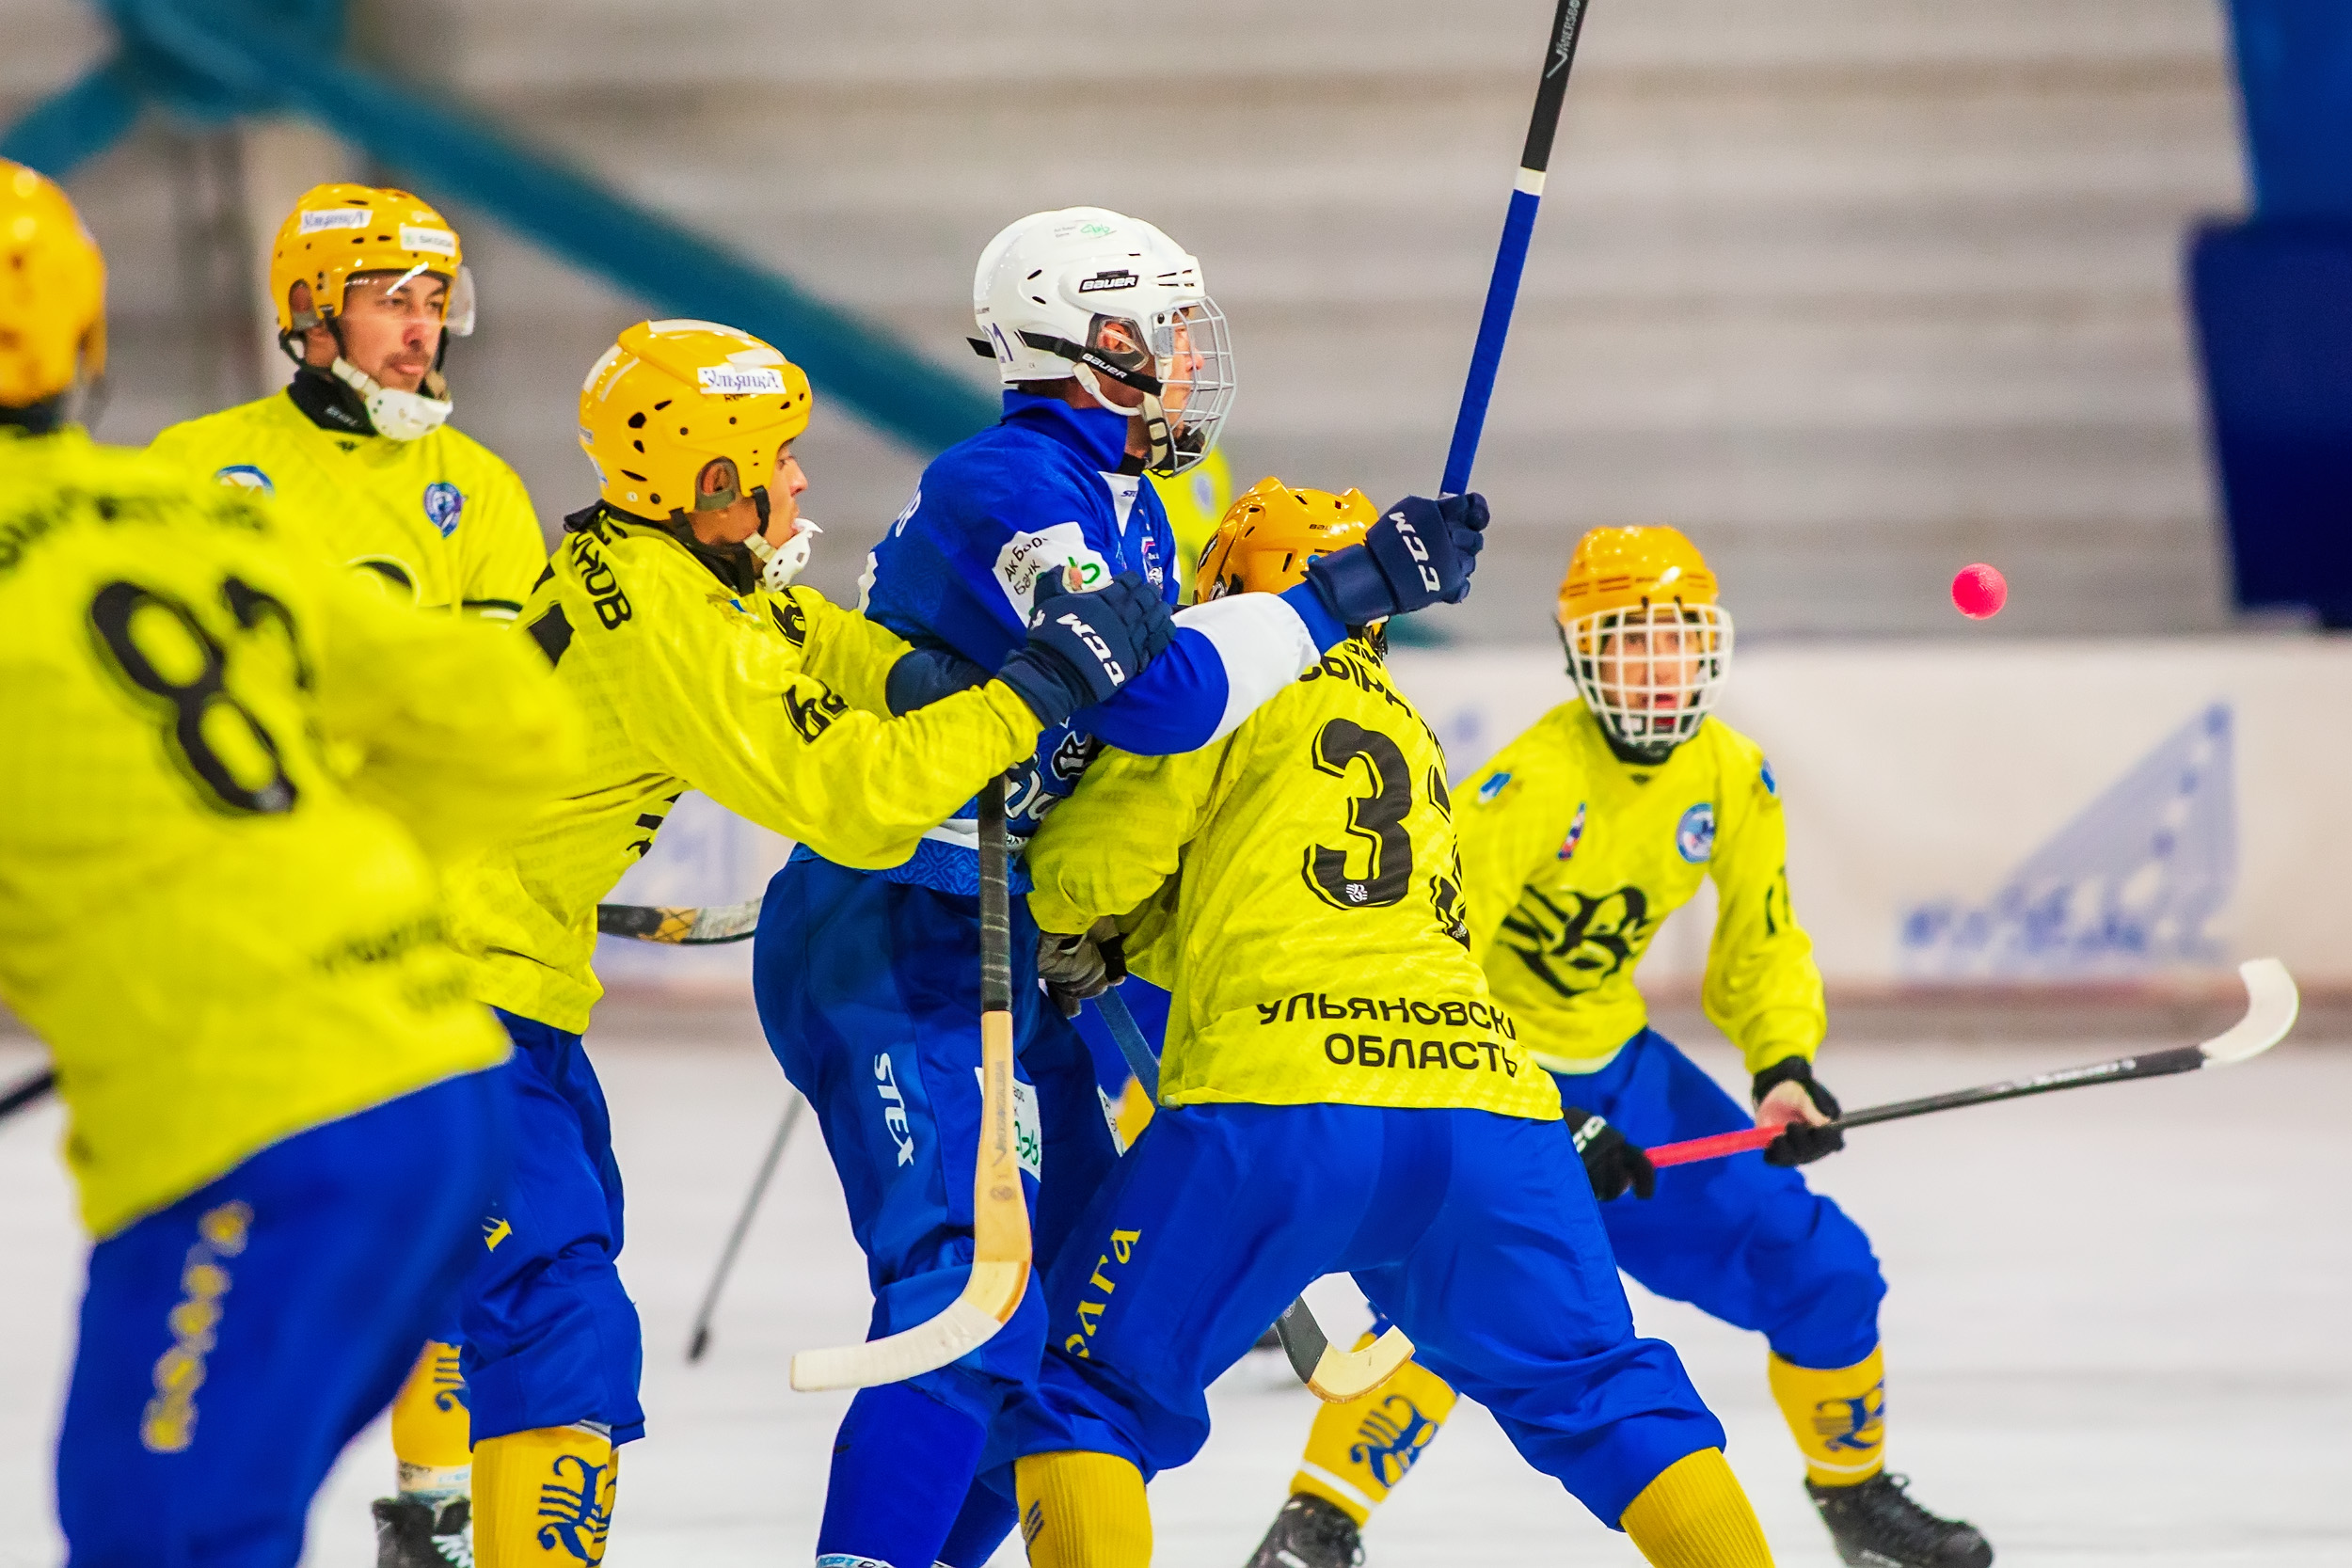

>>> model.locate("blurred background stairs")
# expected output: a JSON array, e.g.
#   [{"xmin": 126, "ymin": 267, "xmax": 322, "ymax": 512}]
[{"xmin": 1, "ymin": 0, "xmax": 2250, "ymax": 641}]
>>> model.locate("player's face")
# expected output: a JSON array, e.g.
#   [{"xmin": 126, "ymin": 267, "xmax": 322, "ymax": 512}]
[
  {"xmin": 1593, "ymin": 619, "xmax": 1702, "ymax": 714},
  {"xmin": 309, "ymin": 270, "xmax": 448, "ymax": 391}
]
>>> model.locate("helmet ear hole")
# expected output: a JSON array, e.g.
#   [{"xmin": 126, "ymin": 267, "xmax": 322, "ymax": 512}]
[{"xmin": 695, "ymin": 456, "xmax": 742, "ymax": 510}]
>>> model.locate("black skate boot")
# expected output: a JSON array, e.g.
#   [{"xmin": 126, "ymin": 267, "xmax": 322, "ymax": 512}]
[
  {"xmin": 1244, "ymin": 1491, "xmax": 1363, "ymax": 1568},
  {"xmin": 1807, "ymin": 1474, "xmax": 1992, "ymax": 1568},
  {"xmin": 372, "ymin": 1494, "xmax": 473, "ymax": 1568}
]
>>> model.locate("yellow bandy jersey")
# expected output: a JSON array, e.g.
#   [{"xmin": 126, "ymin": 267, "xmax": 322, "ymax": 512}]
[
  {"xmin": 1459, "ymin": 700, "xmax": 1824, "ymax": 1078},
  {"xmin": 147, "ymin": 388, "xmax": 546, "ymax": 619},
  {"xmin": 0, "ymin": 430, "xmax": 579, "ymax": 1237},
  {"xmin": 1026, "ymin": 637, "xmax": 1560, "ymax": 1122},
  {"xmin": 450, "ymin": 510, "xmax": 1046, "ymax": 1032}
]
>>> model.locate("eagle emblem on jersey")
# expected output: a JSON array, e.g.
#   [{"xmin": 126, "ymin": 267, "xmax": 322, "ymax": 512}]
[{"xmin": 1501, "ymin": 885, "xmax": 1656, "ymax": 999}]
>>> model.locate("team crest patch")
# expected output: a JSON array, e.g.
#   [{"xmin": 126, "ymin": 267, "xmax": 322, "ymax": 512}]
[
  {"xmin": 214, "ymin": 464, "xmax": 274, "ymax": 496},
  {"xmin": 1676, "ymin": 801, "xmax": 1716, "ymax": 863},
  {"xmin": 422, "ymin": 481, "xmax": 465, "ymax": 537},
  {"xmin": 1557, "ymin": 800, "xmax": 1587, "ymax": 860},
  {"xmin": 1476, "ymin": 771, "xmax": 1513, "ymax": 804}
]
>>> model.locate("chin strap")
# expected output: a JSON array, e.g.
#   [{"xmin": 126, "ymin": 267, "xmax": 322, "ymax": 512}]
[
  {"xmin": 743, "ymin": 516, "xmax": 819, "ymax": 592},
  {"xmin": 327, "ymin": 356, "xmax": 453, "ymax": 442}
]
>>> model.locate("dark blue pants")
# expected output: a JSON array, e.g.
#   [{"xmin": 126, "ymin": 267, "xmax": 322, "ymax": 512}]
[
  {"xmin": 459, "ymin": 1010, "xmax": 645, "ymax": 1445},
  {"xmin": 1560, "ymin": 1029, "xmax": 1885, "ymax": 1370},
  {"xmin": 57, "ymin": 1069, "xmax": 508, "ymax": 1568},
  {"xmin": 1012, "ymin": 1101, "xmax": 1725, "ymax": 1529},
  {"xmin": 752, "ymin": 854, "xmax": 1120, "ymax": 1426}
]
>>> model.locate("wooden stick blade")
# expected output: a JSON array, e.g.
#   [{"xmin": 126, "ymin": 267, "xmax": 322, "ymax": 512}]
[
  {"xmin": 787, "ymin": 1259, "xmax": 1027, "ymax": 1391},
  {"xmin": 1307, "ymin": 1325, "xmax": 1416, "ymax": 1404},
  {"xmin": 2201, "ymin": 958, "xmax": 2298, "ymax": 1067}
]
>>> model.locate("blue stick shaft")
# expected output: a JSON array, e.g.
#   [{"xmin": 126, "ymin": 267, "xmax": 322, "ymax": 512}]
[
  {"xmin": 1093, "ymin": 990, "xmax": 1160, "ymax": 1101},
  {"xmin": 1440, "ymin": 0, "xmax": 1595, "ymax": 496}
]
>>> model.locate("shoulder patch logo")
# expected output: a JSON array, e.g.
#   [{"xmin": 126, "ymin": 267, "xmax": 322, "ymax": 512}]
[
  {"xmin": 422, "ymin": 481, "xmax": 465, "ymax": 537},
  {"xmin": 1557, "ymin": 800, "xmax": 1587, "ymax": 860},
  {"xmin": 1761, "ymin": 759, "xmax": 1778, "ymax": 797},
  {"xmin": 213, "ymin": 464, "xmax": 273, "ymax": 497},
  {"xmin": 1676, "ymin": 801, "xmax": 1716, "ymax": 863},
  {"xmin": 1475, "ymin": 771, "xmax": 1513, "ymax": 805}
]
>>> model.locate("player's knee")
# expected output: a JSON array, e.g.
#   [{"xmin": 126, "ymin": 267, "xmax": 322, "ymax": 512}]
[{"xmin": 1762, "ymin": 1246, "xmax": 1886, "ymax": 1370}]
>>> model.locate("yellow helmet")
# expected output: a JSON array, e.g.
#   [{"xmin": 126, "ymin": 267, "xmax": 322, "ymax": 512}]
[
  {"xmin": 268, "ymin": 182, "xmax": 469, "ymax": 339},
  {"xmin": 0, "ymin": 161, "xmax": 106, "ymax": 411},
  {"xmin": 1192, "ymin": 476, "xmax": 1377, "ymax": 604},
  {"xmin": 1556, "ymin": 526, "xmax": 1734, "ymax": 762},
  {"xmin": 578, "ymin": 319, "xmax": 813, "ymax": 522}
]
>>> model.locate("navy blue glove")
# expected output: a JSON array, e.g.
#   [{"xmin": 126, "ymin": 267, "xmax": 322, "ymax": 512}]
[
  {"xmin": 1564, "ymin": 1105, "xmax": 1657, "ymax": 1201},
  {"xmin": 1753, "ymin": 1057, "xmax": 1846, "ymax": 1166},
  {"xmin": 885, "ymin": 645, "xmax": 990, "ymax": 715},
  {"xmin": 1306, "ymin": 493, "xmax": 1488, "ymax": 626},
  {"xmin": 995, "ymin": 569, "xmax": 1177, "ymax": 728}
]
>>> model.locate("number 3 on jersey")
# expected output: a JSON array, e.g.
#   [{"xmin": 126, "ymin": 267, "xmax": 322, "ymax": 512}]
[
  {"xmin": 1304, "ymin": 718, "xmax": 1414, "ymax": 910},
  {"xmin": 87, "ymin": 578, "xmax": 300, "ymax": 816}
]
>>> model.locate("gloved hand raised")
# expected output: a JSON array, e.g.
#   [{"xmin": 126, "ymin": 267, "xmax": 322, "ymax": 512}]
[
  {"xmin": 1753, "ymin": 1057, "xmax": 1845, "ymax": 1166},
  {"xmin": 1563, "ymin": 1106, "xmax": 1656, "ymax": 1201},
  {"xmin": 995, "ymin": 568, "xmax": 1177, "ymax": 728},
  {"xmin": 1306, "ymin": 493, "xmax": 1488, "ymax": 626}
]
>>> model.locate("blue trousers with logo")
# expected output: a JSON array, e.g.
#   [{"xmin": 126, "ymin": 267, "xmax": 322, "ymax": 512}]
[
  {"xmin": 57, "ymin": 1069, "xmax": 509, "ymax": 1568},
  {"xmin": 458, "ymin": 1009, "xmax": 645, "ymax": 1445},
  {"xmin": 1009, "ymin": 1101, "xmax": 1726, "ymax": 1529},
  {"xmin": 752, "ymin": 853, "xmax": 1121, "ymax": 1428}
]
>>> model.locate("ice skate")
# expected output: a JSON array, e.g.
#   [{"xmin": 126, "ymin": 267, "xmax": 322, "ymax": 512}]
[
  {"xmin": 1244, "ymin": 1492, "xmax": 1363, "ymax": 1568},
  {"xmin": 1807, "ymin": 1474, "xmax": 1991, "ymax": 1568},
  {"xmin": 372, "ymin": 1495, "xmax": 473, "ymax": 1568}
]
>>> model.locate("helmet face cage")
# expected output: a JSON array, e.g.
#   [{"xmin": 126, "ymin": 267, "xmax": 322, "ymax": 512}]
[
  {"xmin": 1145, "ymin": 298, "xmax": 1233, "ymax": 475},
  {"xmin": 1564, "ymin": 601, "xmax": 1734, "ymax": 756}
]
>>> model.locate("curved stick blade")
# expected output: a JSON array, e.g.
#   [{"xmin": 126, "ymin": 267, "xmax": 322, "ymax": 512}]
[
  {"xmin": 2201, "ymin": 958, "xmax": 2298, "ymax": 1067},
  {"xmin": 1307, "ymin": 1325, "xmax": 1416, "ymax": 1404},
  {"xmin": 788, "ymin": 1259, "xmax": 1027, "ymax": 1391}
]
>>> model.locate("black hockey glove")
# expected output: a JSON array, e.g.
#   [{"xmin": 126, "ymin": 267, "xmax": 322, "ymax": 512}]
[
  {"xmin": 1036, "ymin": 918, "xmax": 1128, "ymax": 1019},
  {"xmin": 1752, "ymin": 1056, "xmax": 1846, "ymax": 1166},
  {"xmin": 1563, "ymin": 1106, "xmax": 1656, "ymax": 1201},
  {"xmin": 995, "ymin": 569, "xmax": 1177, "ymax": 728},
  {"xmin": 1307, "ymin": 493, "xmax": 1488, "ymax": 625}
]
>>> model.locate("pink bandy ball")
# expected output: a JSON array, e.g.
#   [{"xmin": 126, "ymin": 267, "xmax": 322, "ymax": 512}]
[{"xmin": 1951, "ymin": 562, "xmax": 2007, "ymax": 619}]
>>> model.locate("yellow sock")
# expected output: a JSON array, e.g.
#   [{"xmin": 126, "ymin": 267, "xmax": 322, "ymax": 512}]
[
  {"xmin": 1289, "ymin": 1341, "xmax": 1459, "ymax": 1525},
  {"xmin": 473, "ymin": 1424, "xmax": 618, "ymax": 1568},
  {"xmin": 1113, "ymin": 1076, "xmax": 1155, "ymax": 1150},
  {"xmin": 1620, "ymin": 1449, "xmax": 1775, "ymax": 1568},
  {"xmin": 389, "ymin": 1339, "xmax": 471, "ymax": 1497},
  {"xmin": 1016, "ymin": 1449, "xmax": 1151, "ymax": 1568},
  {"xmin": 1767, "ymin": 1346, "xmax": 1886, "ymax": 1488}
]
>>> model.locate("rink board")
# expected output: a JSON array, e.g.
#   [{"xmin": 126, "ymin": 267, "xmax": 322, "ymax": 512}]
[{"xmin": 596, "ymin": 636, "xmax": 2352, "ymax": 990}]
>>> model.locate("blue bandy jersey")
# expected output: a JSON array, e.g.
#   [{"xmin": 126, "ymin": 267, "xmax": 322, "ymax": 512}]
[{"xmin": 852, "ymin": 391, "xmax": 1344, "ymax": 894}]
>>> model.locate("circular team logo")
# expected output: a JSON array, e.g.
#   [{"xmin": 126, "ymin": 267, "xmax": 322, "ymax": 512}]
[
  {"xmin": 213, "ymin": 464, "xmax": 274, "ymax": 497},
  {"xmin": 422, "ymin": 481, "xmax": 465, "ymax": 537},
  {"xmin": 1676, "ymin": 801, "xmax": 1716, "ymax": 863}
]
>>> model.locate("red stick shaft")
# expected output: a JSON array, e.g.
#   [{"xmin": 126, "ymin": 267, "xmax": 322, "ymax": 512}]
[{"xmin": 1645, "ymin": 1126, "xmax": 1778, "ymax": 1167}]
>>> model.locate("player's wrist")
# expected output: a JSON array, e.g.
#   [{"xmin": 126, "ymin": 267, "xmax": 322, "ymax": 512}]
[{"xmin": 993, "ymin": 647, "xmax": 1089, "ymax": 728}]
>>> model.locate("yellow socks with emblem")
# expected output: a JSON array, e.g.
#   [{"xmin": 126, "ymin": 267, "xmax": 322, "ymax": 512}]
[
  {"xmin": 1015, "ymin": 1450, "xmax": 1151, "ymax": 1568},
  {"xmin": 1620, "ymin": 1449, "xmax": 1775, "ymax": 1567},
  {"xmin": 389, "ymin": 1340, "xmax": 472, "ymax": 1500},
  {"xmin": 1767, "ymin": 1346, "xmax": 1886, "ymax": 1488},
  {"xmin": 474, "ymin": 1424, "xmax": 618, "ymax": 1568},
  {"xmin": 1290, "ymin": 1343, "xmax": 1460, "ymax": 1525}
]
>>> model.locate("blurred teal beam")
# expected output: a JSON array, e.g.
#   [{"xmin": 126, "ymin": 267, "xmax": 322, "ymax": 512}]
[
  {"xmin": 0, "ymin": 55, "xmax": 146, "ymax": 178},
  {"xmin": 16, "ymin": 0, "xmax": 997, "ymax": 454}
]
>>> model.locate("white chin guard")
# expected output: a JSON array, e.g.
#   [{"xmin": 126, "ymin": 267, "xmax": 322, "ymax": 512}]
[
  {"xmin": 331, "ymin": 358, "xmax": 453, "ymax": 442},
  {"xmin": 746, "ymin": 519, "xmax": 819, "ymax": 592}
]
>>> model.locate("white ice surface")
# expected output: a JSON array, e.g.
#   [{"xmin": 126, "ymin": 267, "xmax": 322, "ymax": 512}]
[{"xmin": 2, "ymin": 1018, "xmax": 2347, "ymax": 1566}]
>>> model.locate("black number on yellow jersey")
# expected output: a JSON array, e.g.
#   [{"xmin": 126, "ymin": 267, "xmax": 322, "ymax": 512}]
[
  {"xmin": 1303, "ymin": 719, "xmax": 1414, "ymax": 911},
  {"xmin": 87, "ymin": 579, "xmax": 297, "ymax": 816}
]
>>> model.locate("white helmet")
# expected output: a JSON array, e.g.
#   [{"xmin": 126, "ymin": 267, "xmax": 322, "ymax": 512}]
[{"xmin": 969, "ymin": 207, "xmax": 1235, "ymax": 477}]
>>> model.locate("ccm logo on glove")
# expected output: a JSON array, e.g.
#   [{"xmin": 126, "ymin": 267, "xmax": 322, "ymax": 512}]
[{"xmin": 1047, "ymin": 610, "xmax": 1124, "ymax": 685}]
